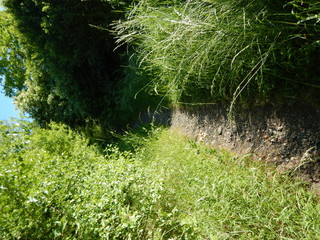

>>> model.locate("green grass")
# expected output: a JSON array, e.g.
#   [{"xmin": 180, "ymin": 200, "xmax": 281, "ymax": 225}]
[
  {"xmin": 139, "ymin": 128, "xmax": 320, "ymax": 239},
  {"xmin": 1, "ymin": 121, "xmax": 320, "ymax": 239},
  {"xmin": 115, "ymin": 0, "xmax": 320, "ymax": 109}
]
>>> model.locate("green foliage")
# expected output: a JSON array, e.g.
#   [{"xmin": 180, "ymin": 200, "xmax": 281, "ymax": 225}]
[
  {"xmin": 1, "ymin": 0, "xmax": 155, "ymax": 128},
  {"xmin": 2, "ymin": 0, "xmax": 320, "ymax": 129},
  {"xmin": 0, "ymin": 121, "xmax": 159, "ymax": 239},
  {"xmin": 1, "ymin": 0, "xmax": 165, "ymax": 129},
  {"xmin": 0, "ymin": 11, "xmax": 27, "ymax": 97},
  {"xmin": 115, "ymin": 55, "xmax": 168, "ymax": 123},
  {"xmin": 3, "ymin": 0, "xmax": 122, "ymax": 126},
  {"xmin": 290, "ymin": 0, "xmax": 320, "ymax": 25},
  {"xmin": 138, "ymin": 128, "xmax": 320, "ymax": 239},
  {"xmin": 2, "ymin": 122, "xmax": 320, "ymax": 239},
  {"xmin": 115, "ymin": 0, "xmax": 320, "ymax": 107}
]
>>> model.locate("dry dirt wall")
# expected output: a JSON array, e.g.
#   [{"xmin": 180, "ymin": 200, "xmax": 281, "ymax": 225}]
[{"xmin": 170, "ymin": 103, "xmax": 320, "ymax": 188}]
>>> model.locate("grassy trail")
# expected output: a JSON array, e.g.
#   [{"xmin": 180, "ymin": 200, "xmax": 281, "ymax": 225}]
[
  {"xmin": 1, "ymin": 122, "xmax": 320, "ymax": 239},
  {"xmin": 118, "ymin": 126, "xmax": 320, "ymax": 239}
]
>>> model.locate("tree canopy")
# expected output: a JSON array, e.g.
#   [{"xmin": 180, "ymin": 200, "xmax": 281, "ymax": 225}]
[
  {"xmin": 0, "ymin": 11, "xmax": 27, "ymax": 97},
  {"xmin": 1, "ymin": 0, "xmax": 130, "ymax": 127}
]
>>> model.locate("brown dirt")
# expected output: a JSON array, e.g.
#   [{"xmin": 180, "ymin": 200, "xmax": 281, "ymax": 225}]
[{"xmin": 169, "ymin": 103, "xmax": 320, "ymax": 194}]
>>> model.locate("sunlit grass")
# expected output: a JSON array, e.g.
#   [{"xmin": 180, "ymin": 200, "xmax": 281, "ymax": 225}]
[
  {"xmin": 138, "ymin": 127, "xmax": 320, "ymax": 239},
  {"xmin": 115, "ymin": 0, "xmax": 320, "ymax": 109},
  {"xmin": 1, "ymin": 122, "xmax": 320, "ymax": 239}
]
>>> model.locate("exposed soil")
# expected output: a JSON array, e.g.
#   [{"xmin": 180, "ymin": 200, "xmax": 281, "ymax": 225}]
[{"xmin": 169, "ymin": 103, "xmax": 320, "ymax": 194}]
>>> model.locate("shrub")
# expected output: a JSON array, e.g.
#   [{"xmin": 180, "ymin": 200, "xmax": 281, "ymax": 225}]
[{"xmin": 0, "ymin": 121, "xmax": 173, "ymax": 239}]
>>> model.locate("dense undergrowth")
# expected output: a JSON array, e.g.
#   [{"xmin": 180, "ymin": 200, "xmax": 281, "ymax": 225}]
[
  {"xmin": 1, "ymin": 1, "xmax": 320, "ymax": 239},
  {"xmin": 116, "ymin": 0, "xmax": 320, "ymax": 108},
  {"xmin": 1, "ymin": 120, "xmax": 320, "ymax": 239}
]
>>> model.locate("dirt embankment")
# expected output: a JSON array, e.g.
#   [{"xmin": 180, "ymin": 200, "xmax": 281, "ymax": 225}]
[{"xmin": 169, "ymin": 103, "xmax": 320, "ymax": 193}]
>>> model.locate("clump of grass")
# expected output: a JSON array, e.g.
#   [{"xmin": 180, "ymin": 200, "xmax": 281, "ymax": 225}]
[{"xmin": 115, "ymin": 0, "xmax": 320, "ymax": 108}]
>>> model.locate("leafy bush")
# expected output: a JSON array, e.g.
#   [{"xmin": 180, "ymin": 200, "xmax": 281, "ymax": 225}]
[
  {"xmin": 115, "ymin": 0, "xmax": 320, "ymax": 108},
  {"xmin": 0, "ymin": 121, "xmax": 179, "ymax": 239}
]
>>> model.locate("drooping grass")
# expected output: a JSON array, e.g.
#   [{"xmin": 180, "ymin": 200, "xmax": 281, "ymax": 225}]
[
  {"xmin": 115, "ymin": 0, "xmax": 320, "ymax": 108},
  {"xmin": 1, "ymin": 121, "xmax": 320, "ymax": 239}
]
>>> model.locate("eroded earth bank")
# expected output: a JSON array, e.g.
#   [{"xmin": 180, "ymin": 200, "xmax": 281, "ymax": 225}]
[{"xmin": 169, "ymin": 103, "xmax": 320, "ymax": 193}]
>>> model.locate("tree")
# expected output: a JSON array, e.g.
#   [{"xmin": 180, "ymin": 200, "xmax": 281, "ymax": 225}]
[
  {"xmin": 2, "ymin": 0, "xmax": 126, "ymax": 127},
  {"xmin": 0, "ymin": 11, "xmax": 27, "ymax": 97}
]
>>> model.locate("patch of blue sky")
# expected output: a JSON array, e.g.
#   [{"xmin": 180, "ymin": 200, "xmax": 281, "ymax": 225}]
[{"xmin": 0, "ymin": 89, "xmax": 21, "ymax": 121}]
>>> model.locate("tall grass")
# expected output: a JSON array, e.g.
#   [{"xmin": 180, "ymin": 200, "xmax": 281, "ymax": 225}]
[{"xmin": 115, "ymin": 0, "xmax": 320, "ymax": 108}]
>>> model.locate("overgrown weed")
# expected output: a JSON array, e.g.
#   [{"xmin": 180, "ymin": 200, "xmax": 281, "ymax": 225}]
[{"xmin": 1, "ymin": 122, "xmax": 320, "ymax": 239}]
